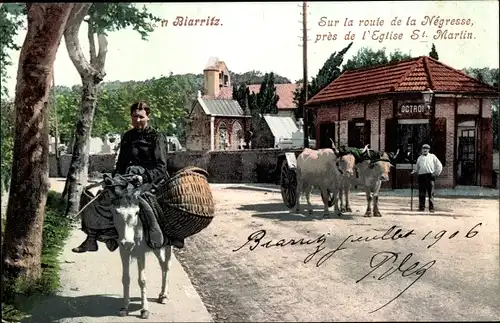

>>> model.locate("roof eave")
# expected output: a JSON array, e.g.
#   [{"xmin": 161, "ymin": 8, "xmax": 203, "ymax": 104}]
[{"xmin": 212, "ymin": 114, "xmax": 251, "ymax": 118}]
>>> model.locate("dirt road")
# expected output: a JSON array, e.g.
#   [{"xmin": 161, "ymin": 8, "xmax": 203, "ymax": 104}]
[{"xmin": 175, "ymin": 185, "xmax": 500, "ymax": 322}]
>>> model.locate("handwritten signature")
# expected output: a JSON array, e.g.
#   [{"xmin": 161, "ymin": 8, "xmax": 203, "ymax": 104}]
[
  {"xmin": 357, "ymin": 251, "xmax": 436, "ymax": 313},
  {"xmin": 232, "ymin": 223, "xmax": 482, "ymax": 312}
]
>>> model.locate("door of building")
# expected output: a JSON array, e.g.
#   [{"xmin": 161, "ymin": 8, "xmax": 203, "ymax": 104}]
[
  {"xmin": 319, "ymin": 123, "xmax": 335, "ymax": 149},
  {"xmin": 458, "ymin": 128, "xmax": 477, "ymax": 185}
]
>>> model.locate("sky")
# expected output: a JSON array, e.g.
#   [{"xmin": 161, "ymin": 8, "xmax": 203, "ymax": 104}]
[{"xmin": 3, "ymin": 1, "xmax": 499, "ymax": 97}]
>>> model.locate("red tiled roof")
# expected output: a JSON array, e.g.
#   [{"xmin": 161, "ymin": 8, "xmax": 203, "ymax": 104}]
[
  {"xmin": 306, "ymin": 56, "xmax": 499, "ymax": 106},
  {"xmin": 203, "ymin": 83, "xmax": 301, "ymax": 110}
]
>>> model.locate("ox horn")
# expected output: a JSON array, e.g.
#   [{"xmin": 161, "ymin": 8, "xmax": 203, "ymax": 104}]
[
  {"xmin": 394, "ymin": 148, "xmax": 400, "ymax": 159},
  {"xmin": 330, "ymin": 138, "xmax": 340, "ymax": 155},
  {"xmin": 361, "ymin": 144, "xmax": 371, "ymax": 158}
]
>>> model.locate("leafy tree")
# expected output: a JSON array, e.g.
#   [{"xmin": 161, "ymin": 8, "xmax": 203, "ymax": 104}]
[
  {"xmin": 0, "ymin": 4, "xmax": 25, "ymax": 98},
  {"xmin": 293, "ymin": 42, "xmax": 354, "ymax": 135},
  {"xmin": 462, "ymin": 67, "xmax": 499, "ymax": 149},
  {"xmin": 429, "ymin": 43, "xmax": 439, "ymax": 60},
  {"xmin": 62, "ymin": 3, "xmax": 161, "ymax": 216},
  {"xmin": 2, "ymin": 2, "xmax": 74, "ymax": 288},
  {"xmin": 230, "ymin": 70, "xmax": 291, "ymax": 85},
  {"xmin": 232, "ymin": 82, "xmax": 250, "ymax": 113},
  {"xmin": 0, "ymin": 4, "xmax": 25, "ymax": 192},
  {"xmin": 342, "ymin": 47, "xmax": 412, "ymax": 71},
  {"xmin": 0, "ymin": 100, "xmax": 15, "ymax": 193}
]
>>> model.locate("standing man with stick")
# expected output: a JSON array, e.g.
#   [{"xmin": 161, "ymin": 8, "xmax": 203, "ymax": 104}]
[{"xmin": 410, "ymin": 144, "xmax": 443, "ymax": 212}]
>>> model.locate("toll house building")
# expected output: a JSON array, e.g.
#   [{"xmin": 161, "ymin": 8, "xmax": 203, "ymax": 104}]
[{"xmin": 305, "ymin": 56, "xmax": 499, "ymax": 189}]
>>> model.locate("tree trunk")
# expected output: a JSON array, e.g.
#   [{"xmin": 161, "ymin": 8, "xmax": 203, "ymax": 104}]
[
  {"xmin": 64, "ymin": 76, "xmax": 99, "ymax": 216},
  {"xmin": 62, "ymin": 12, "xmax": 107, "ymax": 217},
  {"xmin": 2, "ymin": 3, "xmax": 74, "ymax": 283}
]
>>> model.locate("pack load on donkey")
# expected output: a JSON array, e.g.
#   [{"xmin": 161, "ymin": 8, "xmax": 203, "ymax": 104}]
[{"xmin": 79, "ymin": 166, "xmax": 215, "ymax": 250}]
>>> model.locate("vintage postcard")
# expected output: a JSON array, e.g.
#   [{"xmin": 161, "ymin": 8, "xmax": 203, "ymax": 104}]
[{"xmin": 1, "ymin": 1, "xmax": 498, "ymax": 322}]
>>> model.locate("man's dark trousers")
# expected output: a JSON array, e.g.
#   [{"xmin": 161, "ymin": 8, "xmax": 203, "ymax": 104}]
[{"xmin": 418, "ymin": 173, "xmax": 435, "ymax": 210}]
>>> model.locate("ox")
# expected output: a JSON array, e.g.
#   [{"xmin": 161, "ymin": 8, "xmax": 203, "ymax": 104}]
[
  {"xmin": 337, "ymin": 144, "xmax": 370, "ymax": 213},
  {"xmin": 294, "ymin": 143, "xmax": 356, "ymax": 217},
  {"xmin": 356, "ymin": 149, "xmax": 399, "ymax": 217}
]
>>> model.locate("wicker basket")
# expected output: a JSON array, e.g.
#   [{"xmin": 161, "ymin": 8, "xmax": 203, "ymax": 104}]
[{"xmin": 156, "ymin": 166, "xmax": 215, "ymax": 240}]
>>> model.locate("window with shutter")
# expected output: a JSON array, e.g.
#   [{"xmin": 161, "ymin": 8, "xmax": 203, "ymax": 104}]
[
  {"xmin": 364, "ymin": 120, "xmax": 371, "ymax": 147},
  {"xmin": 432, "ymin": 118, "xmax": 447, "ymax": 167},
  {"xmin": 480, "ymin": 117, "xmax": 493, "ymax": 186},
  {"xmin": 348, "ymin": 120, "xmax": 367, "ymax": 148}
]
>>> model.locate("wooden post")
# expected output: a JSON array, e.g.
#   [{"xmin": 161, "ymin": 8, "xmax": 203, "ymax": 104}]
[{"xmin": 302, "ymin": 1, "xmax": 309, "ymax": 148}]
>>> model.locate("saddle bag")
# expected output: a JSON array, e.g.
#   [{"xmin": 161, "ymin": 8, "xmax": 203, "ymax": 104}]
[{"xmin": 155, "ymin": 166, "xmax": 215, "ymax": 240}]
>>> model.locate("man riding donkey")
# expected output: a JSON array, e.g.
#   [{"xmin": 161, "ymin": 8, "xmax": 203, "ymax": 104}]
[{"xmin": 72, "ymin": 101, "xmax": 184, "ymax": 253}]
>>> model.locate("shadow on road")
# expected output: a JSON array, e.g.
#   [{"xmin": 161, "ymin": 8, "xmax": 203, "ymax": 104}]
[
  {"xmin": 252, "ymin": 211, "xmax": 356, "ymax": 222},
  {"xmin": 237, "ymin": 202, "xmax": 288, "ymax": 213},
  {"xmin": 22, "ymin": 294, "xmax": 145, "ymax": 323}
]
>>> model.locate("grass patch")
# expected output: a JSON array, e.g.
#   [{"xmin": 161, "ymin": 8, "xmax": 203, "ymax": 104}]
[{"xmin": 1, "ymin": 190, "xmax": 72, "ymax": 322}]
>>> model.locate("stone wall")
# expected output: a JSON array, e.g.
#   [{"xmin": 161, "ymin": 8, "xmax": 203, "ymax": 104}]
[{"xmin": 49, "ymin": 149, "xmax": 302, "ymax": 183}]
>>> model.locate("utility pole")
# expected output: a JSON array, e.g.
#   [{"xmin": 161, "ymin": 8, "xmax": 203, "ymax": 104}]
[{"xmin": 301, "ymin": 1, "xmax": 310, "ymax": 148}]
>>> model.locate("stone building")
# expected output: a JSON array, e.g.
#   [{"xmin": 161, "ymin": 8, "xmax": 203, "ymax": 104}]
[
  {"xmin": 185, "ymin": 57, "xmax": 302, "ymax": 151},
  {"xmin": 305, "ymin": 56, "xmax": 499, "ymax": 188}
]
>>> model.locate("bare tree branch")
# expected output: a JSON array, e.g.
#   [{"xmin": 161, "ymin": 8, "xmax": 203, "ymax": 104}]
[
  {"xmin": 95, "ymin": 33, "xmax": 108, "ymax": 72},
  {"xmin": 63, "ymin": 3, "xmax": 93, "ymax": 77},
  {"xmin": 87, "ymin": 24, "xmax": 97, "ymax": 66}
]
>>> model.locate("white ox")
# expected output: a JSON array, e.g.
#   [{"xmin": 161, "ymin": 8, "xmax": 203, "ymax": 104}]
[
  {"xmin": 294, "ymin": 144, "xmax": 356, "ymax": 217},
  {"xmin": 356, "ymin": 149, "xmax": 399, "ymax": 217}
]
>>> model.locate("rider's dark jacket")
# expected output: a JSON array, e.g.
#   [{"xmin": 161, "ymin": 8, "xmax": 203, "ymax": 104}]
[{"xmin": 113, "ymin": 126, "xmax": 167, "ymax": 184}]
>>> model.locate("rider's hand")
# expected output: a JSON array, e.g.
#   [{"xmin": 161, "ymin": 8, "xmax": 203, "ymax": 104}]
[{"xmin": 131, "ymin": 175, "xmax": 144, "ymax": 186}]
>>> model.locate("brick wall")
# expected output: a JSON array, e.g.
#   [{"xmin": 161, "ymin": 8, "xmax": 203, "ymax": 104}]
[
  {"xmin": 435, "ymin": 97, "xmax": 455, "ymax": 188},
  {"xmin": 340, "ymin": 102, "xmax": 363, "ymax": 120},
  {"xmin": 379, "ymin": 100, "xmax": 393, "ymax": 151},
  {"xmin": 366, "ymin": 102, "xmax": 379, "ymax": 150},
  {"xmin": 49, "ymin": 149, "xmax": 299, "ymax": 183}
]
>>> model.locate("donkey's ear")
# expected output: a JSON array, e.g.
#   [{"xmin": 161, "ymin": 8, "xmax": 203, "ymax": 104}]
[{"xmin": 103, "ymin": 175, "xmax": 113, "ymax": 186}]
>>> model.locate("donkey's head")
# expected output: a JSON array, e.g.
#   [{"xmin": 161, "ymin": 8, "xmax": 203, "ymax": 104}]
[{"xmin": 103, "ymin": 174, "xmax": 148, "ymax": 251}]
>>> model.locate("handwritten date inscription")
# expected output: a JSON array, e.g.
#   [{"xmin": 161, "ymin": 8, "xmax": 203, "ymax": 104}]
[{"xmin": 232, "ymin": 223, "xmax": 482, "ymax": 313}]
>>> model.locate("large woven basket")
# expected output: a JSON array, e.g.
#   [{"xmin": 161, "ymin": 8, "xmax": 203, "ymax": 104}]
[{"xmin": 156, "ymin": 166, "xmax": 215, "ymax": 240}]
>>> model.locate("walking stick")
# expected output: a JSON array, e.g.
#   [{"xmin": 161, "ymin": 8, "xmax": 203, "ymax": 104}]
[{"xmin": 408, "ymin": 144, "xmax": 414, "ymax": 211}]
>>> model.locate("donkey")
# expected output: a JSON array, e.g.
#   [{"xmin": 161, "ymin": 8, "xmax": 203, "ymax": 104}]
[{"xmin": 103, "ymin": 174, "xmax": 172, "ymax": 319}]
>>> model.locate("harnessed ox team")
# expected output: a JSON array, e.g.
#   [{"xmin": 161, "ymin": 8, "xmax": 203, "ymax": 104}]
[
  {"xmin": 294, "ymin": 142, "xmax": 367, "ymax": 217},
  {"xmin": 293, "ymin": 141, "xmax": 399, "ymax": 218}
]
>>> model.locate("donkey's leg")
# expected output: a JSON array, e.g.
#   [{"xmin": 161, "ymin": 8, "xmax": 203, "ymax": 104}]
[
  {"xmin": 137, "ymin": 252, "xmax": 150, "ymax": 319},
  {"xmin": 119, "ymin": 248, "xmax": 131, "ymax": 316},
  {"xmin": 154, "ymin": 246, "xmax": 173, "ymax": 304}
]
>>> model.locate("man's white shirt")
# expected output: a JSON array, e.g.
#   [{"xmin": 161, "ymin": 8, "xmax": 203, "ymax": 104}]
[{"xmin": 415, "ymin": 153, "xmax": 443, "ymax": 176}]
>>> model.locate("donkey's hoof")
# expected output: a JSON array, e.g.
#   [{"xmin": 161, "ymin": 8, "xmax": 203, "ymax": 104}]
[
  {"xmin": 341, "ymin": 207, "xmax": 347, "ymax": 212},
  {"xmin": 364, "ymin": 212, "xmax": 373, "ymax": 218},
  {"xmin": 336, "ymin": 212, "xmax": 343, "ymax": 217},
  {"xmin": 373, "ymin": 212, "xmax": 382, "ymax": 217},
  {"xmin": 119, "ymin": 308, "xmax": 129, "ymax": 317},
  {"xmin": 140, "ymin": 309, "xmax": 150, "ymax": 319},
  {"xmin": 158, "ymin": 294, "xmax": 167, "ymax": 304},
  {"xmin": 346, "ymin": 207, "xmax": 352, "ymax": 213}
]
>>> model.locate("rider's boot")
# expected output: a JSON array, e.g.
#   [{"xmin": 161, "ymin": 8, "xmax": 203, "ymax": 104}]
[{"xmin": 72, "ymin": 235, "xmax": 98, "ymax": 253}]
